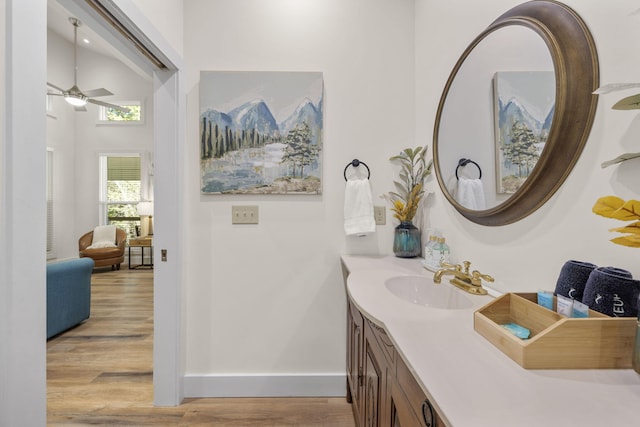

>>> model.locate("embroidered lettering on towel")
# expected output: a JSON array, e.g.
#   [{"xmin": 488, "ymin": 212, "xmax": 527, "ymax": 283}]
[{"xmin": 613, "ymin": 294, "xmax": 625, "ymax": 316}]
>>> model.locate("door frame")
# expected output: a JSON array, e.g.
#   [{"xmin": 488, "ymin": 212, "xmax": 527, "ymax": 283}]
[
  {"xmin": 1, "ymin": 2, "xmax": 185, "ymax": 423},
  {"xmin": 59, "ymin": 0, "xmax": 186, "ymax": 406}
]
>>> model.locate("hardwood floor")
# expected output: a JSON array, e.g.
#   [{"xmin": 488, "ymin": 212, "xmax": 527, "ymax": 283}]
[{"xmin": 47, "ymin": 265, "xmax": 355, "ymax": 426}]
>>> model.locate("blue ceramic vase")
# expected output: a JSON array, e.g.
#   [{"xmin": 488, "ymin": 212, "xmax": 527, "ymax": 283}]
[{"xmin": 393, "ymin": 221, "xmax": 421, "ymax": 258}]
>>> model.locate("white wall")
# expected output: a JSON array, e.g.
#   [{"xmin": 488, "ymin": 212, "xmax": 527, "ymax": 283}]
[
  {"xmin": 46, "ymin": 28, "xmax": 154, "ymax": 259},
  {"xmin": 183, "ymin": 0, "xmax": 414, "ymax": 396},
  {"xmin": 416, "ymin": 0, "xmax": 640, "ymax": 292},
  {"xmin": 47, "ymin": 29, "xmax": 77, "ymax": 259},
  {"xmin": 125, "ymin": 0, "xmax": 183, "ymax": 57},
  {"xmin": 73, "ymin": 45, "xmax": 154, "ymax": 237}
]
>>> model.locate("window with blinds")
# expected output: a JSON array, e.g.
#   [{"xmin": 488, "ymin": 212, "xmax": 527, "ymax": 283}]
[{"xmin": 100, "ymin": 155, "xmax": 141, "ymax": 238}]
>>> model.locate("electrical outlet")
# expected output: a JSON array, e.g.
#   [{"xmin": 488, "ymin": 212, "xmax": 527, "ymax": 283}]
[
  {"xmin": 374, "ymin": 206, "xmax": 386, "ymax": 225},
  {"xmin": 232, "ymin": 205, "xmax": 259, "ymax": 224}
]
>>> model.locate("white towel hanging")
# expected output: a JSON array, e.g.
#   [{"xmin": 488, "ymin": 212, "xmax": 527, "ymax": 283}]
[{"xmin": 344, "ymin": 178, "xmax": 376, "ymax": 236}]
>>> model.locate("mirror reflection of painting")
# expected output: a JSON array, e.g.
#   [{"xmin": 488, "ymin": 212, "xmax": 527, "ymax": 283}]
[
  {"xmin": 200, "ymin": 71, "xmax": 323, "ymax": 194},
  {"xmin": 493, "ymin": 71, "xmax": 555, "ymax": 194}
]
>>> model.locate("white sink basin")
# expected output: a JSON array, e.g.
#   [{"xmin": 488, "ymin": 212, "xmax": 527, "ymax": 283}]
[{"xmin": 384, "ymin": 275, "xmax": 473, "ymax": 309}]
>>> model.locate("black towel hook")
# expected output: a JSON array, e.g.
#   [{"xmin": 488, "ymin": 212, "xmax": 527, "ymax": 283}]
[
  {"xmin": 344, "ymin": 159, "xmax": 371, "ymax": 181},
  {"xmin": 455, "ymin": 158, "xmax": 482, "ymax": 180}
]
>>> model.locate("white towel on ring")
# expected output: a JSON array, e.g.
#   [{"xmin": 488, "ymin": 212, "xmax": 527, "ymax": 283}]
[
  {"xmin": 344, "ymin": 178, "xmax": 376, "ymax": 236},
  {"xmin": 455, "ymin": 177, "xmax": 485, "ymax": 210}
]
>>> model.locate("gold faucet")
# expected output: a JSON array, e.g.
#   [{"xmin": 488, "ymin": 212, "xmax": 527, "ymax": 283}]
[{"xmin": 433, "ymin": 261, "xmax": 494, "ymax": 295}]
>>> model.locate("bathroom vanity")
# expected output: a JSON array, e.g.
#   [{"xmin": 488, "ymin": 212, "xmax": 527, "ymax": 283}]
[
  {"xmin": 347, "ymin": 296, "xmax": 446, "ymax": 427},
  {"xmin": 342, "ymin": 255, "xmax": 640, "ymax": 427}
]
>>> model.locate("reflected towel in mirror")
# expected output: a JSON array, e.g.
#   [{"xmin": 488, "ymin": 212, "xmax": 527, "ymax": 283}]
[
  {"xmin": 454, "ymin": 178, "xmax": 485, "ymax": 210},
  {"xmin": 344, "ymin": 178, "xmax": 375, "ymax": 236}
]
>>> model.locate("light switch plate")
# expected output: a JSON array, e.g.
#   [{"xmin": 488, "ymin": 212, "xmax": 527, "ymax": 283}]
[
  {"xmin": 232, "ymin": 205, "xmax": 259, "ymax": 224},
  {"xmin": 374, "ymin": 206, "xmax": 386, "ymax": 225}
]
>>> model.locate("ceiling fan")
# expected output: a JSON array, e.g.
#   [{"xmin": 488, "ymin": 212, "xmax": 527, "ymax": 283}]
[{"xmin": 47, "ymin": 17, "xmax": 129, "ymax": 113}]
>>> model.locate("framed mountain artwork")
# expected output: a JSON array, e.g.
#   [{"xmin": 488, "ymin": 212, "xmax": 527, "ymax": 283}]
[
  {"xmin": 493, "ymin": 71, "xmax": 555, "ymax": 194},
  {"xmin": 199, "ymin": 71, "xmax": 324, "ymax": 195}
]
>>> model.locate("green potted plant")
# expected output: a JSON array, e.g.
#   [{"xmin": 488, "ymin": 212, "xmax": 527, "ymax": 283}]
[{"xmin": 387, "ymin": 145, "xmax": 432, "ymax": 257}]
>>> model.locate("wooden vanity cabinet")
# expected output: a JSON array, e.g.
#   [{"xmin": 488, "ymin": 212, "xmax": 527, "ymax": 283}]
[{"xmin": 347, "ymin": 298, "xmax": 446, "ymax": 427}]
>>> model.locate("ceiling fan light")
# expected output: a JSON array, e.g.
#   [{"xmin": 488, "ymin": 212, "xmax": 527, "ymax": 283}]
[{"xmin": 64, "ymin": 93, "xmax": 87, "ymax": 107}]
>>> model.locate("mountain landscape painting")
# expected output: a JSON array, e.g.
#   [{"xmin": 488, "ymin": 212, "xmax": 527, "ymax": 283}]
[
  {"xmin": 493, "ymin": 71, "xmax": 555, "ymax": 194},
  {"xmin": 200, "ymin": 71, "xmax": 323, "ymax": 194}
]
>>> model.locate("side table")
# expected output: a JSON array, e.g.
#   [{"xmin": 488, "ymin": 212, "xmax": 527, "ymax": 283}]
[{"xmin": 128, "ymin": 236, "xmax": 153, "ymax": 269}]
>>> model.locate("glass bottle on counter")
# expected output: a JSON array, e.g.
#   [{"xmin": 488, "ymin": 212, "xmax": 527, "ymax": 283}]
[
  {"xmin": 425, "ymin": 235, "xmax": 437, "ymax": 266},
  {"xmin": 436, "ymin": 237, "xmax": 450, "ymax": 266}
]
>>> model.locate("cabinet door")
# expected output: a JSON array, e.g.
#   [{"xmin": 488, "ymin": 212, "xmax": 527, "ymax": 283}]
[
  {"xmin": 364, "ymin": 319, "xmax": 393, "ymax": 427},
  {"xmin": 347, "ymin": 300, "xmax": 365, "ymax": 424},
  {"xmin": 364, "ymin": 339, "xmax": 382, "ymax": 427},
  {"xmin": 389, "ymin": 379, "xmax": 422, "ymax": 427},
  {"xmin": 396, "ymin": 355, "xmax": 445, "ymax": 427}
]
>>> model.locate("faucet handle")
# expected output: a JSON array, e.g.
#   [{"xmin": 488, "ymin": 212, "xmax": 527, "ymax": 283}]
[
  {"xmin": 439, "ymin": 261, "xmax": 458, "ymax": 269},
  {"xmin": 462, "ymin": 261, "xmax": 471, "ymax": 274},
  {"xmin": 471, "ymin": 270, "xmax": 494, "ymax": 285}
]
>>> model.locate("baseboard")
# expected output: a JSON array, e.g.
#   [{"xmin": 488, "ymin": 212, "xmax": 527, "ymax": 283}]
[{"xmin": 183, "ymin": 373, "xmax": 347, "ymax": 398}]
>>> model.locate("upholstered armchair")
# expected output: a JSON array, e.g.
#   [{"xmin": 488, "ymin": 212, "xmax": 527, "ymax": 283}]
[{"xmin": 79, "ymin": 227, "xmax": 127, "ymax": 270}]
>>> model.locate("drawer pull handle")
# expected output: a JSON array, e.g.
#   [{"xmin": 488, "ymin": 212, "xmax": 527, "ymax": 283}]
[{"xmin": 421, "ymin": 400, "xmax": 436, "ymax": 427}]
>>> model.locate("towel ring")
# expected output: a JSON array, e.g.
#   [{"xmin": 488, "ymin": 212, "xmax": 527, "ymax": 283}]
[
  {"xmin": 455, "ymin": 158, "xmax": 482, "ymax": 180},
  {"xmin": 344, "ymin": 159, "xmax": 371, "ymax": 181}
]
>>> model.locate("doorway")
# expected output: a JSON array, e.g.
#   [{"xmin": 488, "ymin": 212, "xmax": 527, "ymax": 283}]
[{"xmin": 48, "ymin": 0, "xmax": 184, "ymax": 407}]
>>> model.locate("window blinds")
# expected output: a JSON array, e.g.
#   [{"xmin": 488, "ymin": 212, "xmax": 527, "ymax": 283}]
[{"xmin": 107, "ymin": 157, "xmax": 140, "ymax": 181}]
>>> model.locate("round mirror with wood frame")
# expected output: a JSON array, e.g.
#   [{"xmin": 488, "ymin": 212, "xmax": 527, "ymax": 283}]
[{"xmin": 433, "ymin": 0, "xmax": 599, "ymax": 226}]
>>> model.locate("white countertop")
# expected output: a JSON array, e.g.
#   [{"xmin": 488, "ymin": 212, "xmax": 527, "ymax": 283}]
[{"xmin": 342, "ymin": 254, "xmax": 640, "ymax": 427}]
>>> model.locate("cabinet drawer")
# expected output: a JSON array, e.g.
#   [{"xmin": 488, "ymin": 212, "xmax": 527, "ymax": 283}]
[
  {"xmin": 396, "ymin": 354, "xmax": 445, "ymax": 426},
  {"xmin": 129, "ymin": 238, "xmax": 152, "ymax": 247}
]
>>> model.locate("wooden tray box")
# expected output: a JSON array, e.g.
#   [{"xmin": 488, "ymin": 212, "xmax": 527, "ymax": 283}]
[{"xmin": 473, "ymin": 293, "xmax": 636, "ymax": 369}]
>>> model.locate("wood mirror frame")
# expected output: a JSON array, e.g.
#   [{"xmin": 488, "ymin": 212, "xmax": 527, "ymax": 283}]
[{"xmin": 433, "ymin": 0, "xmax": 599, "ymax": 226}]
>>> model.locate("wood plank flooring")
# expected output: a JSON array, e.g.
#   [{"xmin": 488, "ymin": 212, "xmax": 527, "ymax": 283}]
[{"xmin": 47, "ymin": 265, "xmax": 355, "ymax": 426}]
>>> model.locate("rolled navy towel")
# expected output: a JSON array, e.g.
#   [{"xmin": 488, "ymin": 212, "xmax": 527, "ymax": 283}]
[
  {"xmin": 554, "ymin": 260, "xmax": 597, "ymax": 301},
  {"xmin": 600, "ymin": 266, "xmax": 633, "ymax": 279},
  {"xmin": 582, "ymin": 267, "xmax": 640, "ymax": 317}
]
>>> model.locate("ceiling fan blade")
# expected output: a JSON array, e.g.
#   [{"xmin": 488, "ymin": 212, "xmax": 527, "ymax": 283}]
[
  {"xmin": 83, "ymin": 88, "xmax": 114, "ymax": 98},
  {"xmin": 47, "ymin": 82, "xmax": 65, "ymax": 93},
  {"xmin": 88, "ymin": 98, "xmax": 131, "ymax": 113},
  {"xmin": 47, "ymin": 92, "xmax": 63, "ymax": 97},
  {"xmin": 74, "ymin": 105, "xmax": 88, "ymax": 112}
]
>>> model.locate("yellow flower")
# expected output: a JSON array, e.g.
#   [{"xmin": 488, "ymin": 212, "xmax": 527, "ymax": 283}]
[{"xmin": 391, "ymin": 200, "xmax": 408, "ymax": 221}]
